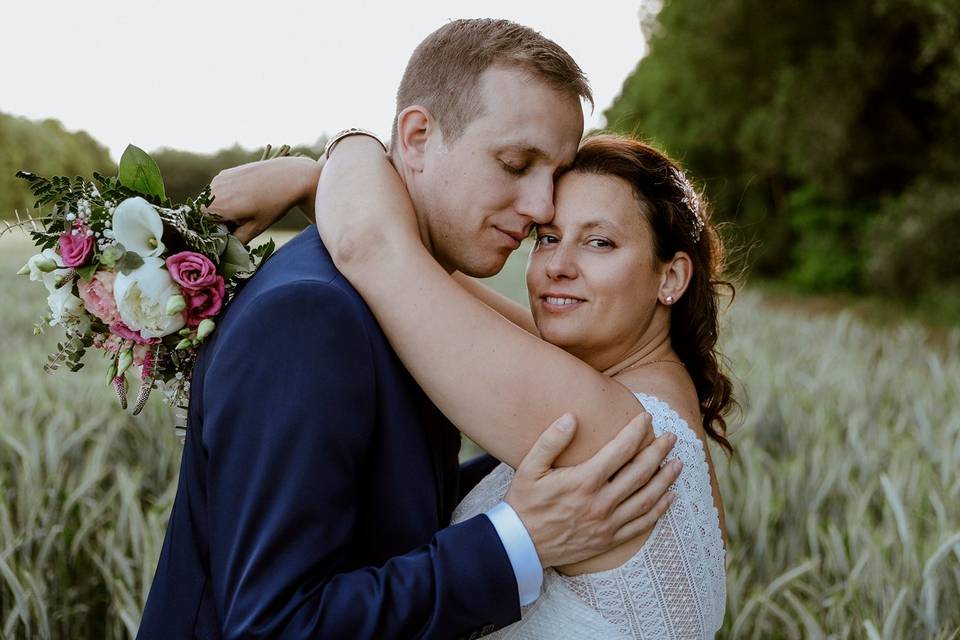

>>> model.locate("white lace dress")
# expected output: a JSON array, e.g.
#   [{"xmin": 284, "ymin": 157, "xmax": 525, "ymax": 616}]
[{"xmin": 451, "ymin": 393, "xmax": 726, "ymax": 639}]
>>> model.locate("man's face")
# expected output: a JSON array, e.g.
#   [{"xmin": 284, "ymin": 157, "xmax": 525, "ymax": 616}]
[{"xmin": 416, "ymin": 66, "xmax": 584, "ymax": 277}]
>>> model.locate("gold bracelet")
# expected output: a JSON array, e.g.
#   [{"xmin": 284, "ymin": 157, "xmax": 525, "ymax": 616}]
[{"xmin": 324, "ymin": 128, "xmax": 388, "ymax": 159}]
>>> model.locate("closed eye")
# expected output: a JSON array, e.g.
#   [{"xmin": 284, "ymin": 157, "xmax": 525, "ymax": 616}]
[{"xmin": 500, "ymin": 160, "xmax": 529, "ymax": 176}]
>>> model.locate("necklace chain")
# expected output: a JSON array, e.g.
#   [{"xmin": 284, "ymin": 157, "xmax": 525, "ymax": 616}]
[{"xmin": 618, "ymin": 358, "xmax": 686, "ymax": 375}]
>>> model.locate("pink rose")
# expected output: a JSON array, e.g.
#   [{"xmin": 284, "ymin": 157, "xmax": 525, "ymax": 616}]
[
  {"xmin": 58, "ymin": 224, "xmax": 94, "ymax": 267},
  {"xmin": 110, "ymin": 321, "xmax": 160, "ymax": 345},
  {"xmin": 77, "ymin": 270, "xmax": 122, "ymax": 325},
  {"xmin": 166, "ymin": 251, "xmax": 220, "ymax": 290},
  {"xmin": 184, "ymin": 276, "xmax": 225, "ymax": 327}
]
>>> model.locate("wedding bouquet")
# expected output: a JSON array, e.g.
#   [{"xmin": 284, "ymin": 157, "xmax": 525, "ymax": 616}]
[{"xmin": 6, "ymin": 145, "xmax": 275, "ymax": 423}]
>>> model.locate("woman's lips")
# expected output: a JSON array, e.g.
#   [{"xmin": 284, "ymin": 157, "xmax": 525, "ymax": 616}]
[{"xmin": 540, "ymin": 294, "xmax": 586, "ymax": 312}]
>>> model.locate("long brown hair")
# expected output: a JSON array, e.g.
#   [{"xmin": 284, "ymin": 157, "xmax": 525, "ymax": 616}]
[{"xmin": 571, "ymin": 134, "xmax": 736, "ymax": 454}]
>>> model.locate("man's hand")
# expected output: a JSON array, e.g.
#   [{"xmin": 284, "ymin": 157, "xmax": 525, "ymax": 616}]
[
  {"xmin": 504, "ymin": 413, "xmax": 680, "ymax": 569},
  {"xmin": 205, "ymin": 156, "xmax": 323, "ymax": 244}
]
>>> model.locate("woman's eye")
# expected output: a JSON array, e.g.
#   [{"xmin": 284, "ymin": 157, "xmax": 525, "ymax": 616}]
[
  {"xmin": 500, "ymin": 160, "xmax": 528, "ymax": 176},
  {"xmin": 588, "ymin": 238, "xmax": 613, "ymax": 249},
  {"xmin": 535, "ymin": 234, "xmax": 559, "ymax": 246}
]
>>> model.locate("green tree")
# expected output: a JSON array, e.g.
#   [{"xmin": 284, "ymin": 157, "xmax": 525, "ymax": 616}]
[
  {"xmin": 606, "ymin": 0, "xmax": 960, "ymax": 295},
  {"xmin": 0, "ymin": 112, "xmax": 115, "ymax": 220}
]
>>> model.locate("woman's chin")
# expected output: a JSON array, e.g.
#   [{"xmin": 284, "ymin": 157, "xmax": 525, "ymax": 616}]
[{"xmin": 535, "ymin": 323, "xmax": 583, "ymax": 351}]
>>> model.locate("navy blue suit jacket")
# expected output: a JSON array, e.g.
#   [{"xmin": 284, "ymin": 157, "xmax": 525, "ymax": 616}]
[{"xmin": 138, "ymin": 228, "xmax": 518, "ymax": 639}]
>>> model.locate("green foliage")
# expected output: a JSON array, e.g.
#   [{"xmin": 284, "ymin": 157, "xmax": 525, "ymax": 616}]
[
  {"xmin": 117, "ymin": 145, "xmax": 166, "ymax": 202},
  {"xmin": 605, "ymin": 0, "xmax": 960, "ymax": 297},
  {"xmin": 0, "ymin": 112, "xmax": 115, "ymax": 221}
]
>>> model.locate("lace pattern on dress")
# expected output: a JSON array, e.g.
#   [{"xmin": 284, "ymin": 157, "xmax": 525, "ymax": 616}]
[{"xmin": 451, "ymin": 393, "xmax": 726, "ymax": 639}]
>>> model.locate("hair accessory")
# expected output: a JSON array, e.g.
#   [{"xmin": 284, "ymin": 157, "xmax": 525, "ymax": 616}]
[
  {"xmin": 324, "ymin": 128, "xmax": 388, "ymax": 159},
  {"xmin": 671, "ymin": 167, "xmax": 705, "ymax": 243}
]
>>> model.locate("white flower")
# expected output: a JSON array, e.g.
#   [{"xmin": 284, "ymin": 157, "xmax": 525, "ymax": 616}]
[
  {"xmin": 112, "ymin": 197, "xmax": 165, "ymax": 258},
  {"xmin": 47, "ymin": 283, "xmax": 84, "ymax": 327},
  {"xmin": 114, "ymin": 258, "xmax": 186, "ymax": 339},
  {"xmin": 20, "ymin": 249, "xmax": 71, "ymax": 292}
]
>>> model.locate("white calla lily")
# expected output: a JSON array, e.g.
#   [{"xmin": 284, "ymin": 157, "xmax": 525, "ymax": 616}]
[
  {"xmin": 114, "ymin": 257, "xmax": 186, "ymax": 338},
  {"xmin": 47, "ymin": 284, "xmax": 84, "ymax": 326},
  {"xmin": 112, "ymin": 197, "xmax": 166, "ymax": 258}
]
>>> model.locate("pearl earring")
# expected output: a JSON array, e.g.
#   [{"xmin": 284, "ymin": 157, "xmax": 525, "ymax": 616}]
[{"xmin": 666, "ymin": 295, "xmax": 674, "ymax": 304}]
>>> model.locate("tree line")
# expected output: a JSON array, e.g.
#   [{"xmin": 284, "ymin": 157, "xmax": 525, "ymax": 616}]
[{"xmin": 0, "ymin": 111, "xmax": 320, "ymax": 231}]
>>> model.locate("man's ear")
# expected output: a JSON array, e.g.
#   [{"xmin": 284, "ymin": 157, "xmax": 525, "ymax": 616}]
[
  {"xmin": 659, "ymin": 252, "xmax": 693, "ymax": 306},
  {"xmin": 394, "ymin": 105, "xmax": 435, "ymax": 172}
]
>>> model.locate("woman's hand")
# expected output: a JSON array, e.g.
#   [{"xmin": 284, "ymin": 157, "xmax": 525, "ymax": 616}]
[
  {"xmin": 314, "ymin": 136, "xmax": 422, "ymax": 274},
  {"xmin": 206, "ymin": 156, "xmax": 323, "ymax": 244}
]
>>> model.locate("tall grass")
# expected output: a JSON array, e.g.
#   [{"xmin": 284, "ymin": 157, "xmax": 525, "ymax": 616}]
[{"xmin": 0, "ymin": 235, "xmax": 958, "ymax": 638}]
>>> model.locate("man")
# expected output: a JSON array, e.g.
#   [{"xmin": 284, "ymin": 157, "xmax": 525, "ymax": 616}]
[{"xmin": 138, "ymin": 19, "xmax": 678, "ymax": 639}]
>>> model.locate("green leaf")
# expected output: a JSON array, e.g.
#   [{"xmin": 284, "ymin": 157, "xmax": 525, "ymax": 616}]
[
  {"xmin": 118, "ymin": 144, "xmax": 166, "ymax": 201},
  {"xmin": 220, "ymin": 235, "xmax": 253, "ymax": 279},
  {"xmin": 75, "ymin": 262, "xmax": 100, "ymax": 282},
  {"xmin": 117, "ymin": 251, "xmax": 144, "ymax": 275}
]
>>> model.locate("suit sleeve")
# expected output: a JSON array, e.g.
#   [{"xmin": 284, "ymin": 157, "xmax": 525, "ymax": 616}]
[{"xmin": 201, "ymin": 281, "xmax": 519, "ymax": 639}]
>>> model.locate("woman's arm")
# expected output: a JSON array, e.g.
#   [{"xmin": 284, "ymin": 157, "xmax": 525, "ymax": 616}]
[
  {"xmin": 451, "ymin": 272, "xmax": 539, "ymax": 336},
  {"xmin": 207, "ymin": 156, "xmax": 323, "ymax": 244},
  {"xmin": 315, "ymin": 138, "xmax": 650, "ymax": 469}
]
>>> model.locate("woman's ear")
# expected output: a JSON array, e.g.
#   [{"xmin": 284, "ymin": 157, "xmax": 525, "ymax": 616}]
[
  {"xmin": 659, "ymin": 251, "xmax": 693, "ymax": 306},
  {"xmin": 394, "ymin": 105, "xmax": 434, "ymax": 172}
]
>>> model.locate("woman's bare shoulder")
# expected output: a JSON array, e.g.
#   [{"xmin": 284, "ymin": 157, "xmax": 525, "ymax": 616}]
[{"xmin": 618, "ymin": 366, "xmax": 702, "ymax": 436}]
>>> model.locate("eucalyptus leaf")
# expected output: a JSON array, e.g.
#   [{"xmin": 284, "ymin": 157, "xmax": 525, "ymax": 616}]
[
  {"xmin": 117, "ymin": 251, "xmax": 145, "ymax": 275},
  {"xmin": 76, "ymin": 262, "xmax": 100, "ymax": 282},
  {"xmin": 220, "ymin": 235, "xmax": 253, "ymax": 278},
  {"xmin": 118, "ymin": 144, "xmax": 167, "ymax": 201}
]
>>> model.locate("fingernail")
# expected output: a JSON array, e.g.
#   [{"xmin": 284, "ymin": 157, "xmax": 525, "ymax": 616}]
[
  {"xmin": 556, "ymin": 414, "xmax": 574, "ymax": 432},
  {"xmin": 667, "ymin": 433, "xmax": 677, "ymax": 444},
  {"xmin": 672, "ymin": 460, "xmax": 684, "ymax": 472}
]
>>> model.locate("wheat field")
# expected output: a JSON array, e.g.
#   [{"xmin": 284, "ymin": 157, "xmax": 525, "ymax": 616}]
[{"xmin": 0, "ymin": 233, "xmax": 958, "ymax": 638}]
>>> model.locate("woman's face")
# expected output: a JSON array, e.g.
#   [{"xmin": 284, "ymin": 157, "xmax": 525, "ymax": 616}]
[{"xmin": 526, "ymin": 171, "xmax": 665, "ymax": 368}]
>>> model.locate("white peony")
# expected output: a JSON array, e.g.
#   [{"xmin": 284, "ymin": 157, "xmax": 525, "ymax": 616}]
[
  {"xmin": 112, "ymin": 196, "xmax": 166, "ymax": 258},
  {"xmin": 114, "ymin": 258, "xmax": 186, "ymax": 338},
  {"xmin": 47, "ymin": 283, "xmax": 84, "ymax": 327},
  {"xmin": 20, "ymin": 248, "xmax": 71, "ymax": 292}
]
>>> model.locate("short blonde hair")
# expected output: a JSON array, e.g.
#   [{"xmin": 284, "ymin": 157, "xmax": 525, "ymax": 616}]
[{"xmin": 392, "ymin": 19, "xmax": 592, "ymax": 150}]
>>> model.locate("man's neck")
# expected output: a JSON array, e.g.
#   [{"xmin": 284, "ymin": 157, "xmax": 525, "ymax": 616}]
[{"xmin": 391, "ymin": 155, "xmax": 456, "ymax": 274}]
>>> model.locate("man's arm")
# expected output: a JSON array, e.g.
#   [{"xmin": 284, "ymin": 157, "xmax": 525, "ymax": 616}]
[{"xmin": 202, "ymin": 281, "xmax": 519, "ymax": 639}]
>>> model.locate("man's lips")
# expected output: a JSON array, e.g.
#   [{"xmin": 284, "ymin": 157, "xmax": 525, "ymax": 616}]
[{"xmin": 493, "ymin": 227, "xmax": 527, "ymax": 249}]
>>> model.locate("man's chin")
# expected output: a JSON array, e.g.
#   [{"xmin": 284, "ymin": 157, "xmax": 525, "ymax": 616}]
[{"xmin": 458, "ymin": 255, "xmax": 509, "ymax": 279}]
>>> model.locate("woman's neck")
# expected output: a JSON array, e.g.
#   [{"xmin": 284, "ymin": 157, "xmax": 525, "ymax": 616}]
[{"xmin": 599, "ymin": 333, "xmax": 677, "ymax": 379}]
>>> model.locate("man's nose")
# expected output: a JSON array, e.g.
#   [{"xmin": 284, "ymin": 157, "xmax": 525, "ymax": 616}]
[{"xmin": 516, "ymin": 178, "xmax": 555, "ymax": 225}]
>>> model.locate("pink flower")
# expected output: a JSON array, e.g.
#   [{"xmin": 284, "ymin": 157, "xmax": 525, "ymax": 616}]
[
  {"xmin": 166, "ymin": 251, "xmax": 220, "ymax": 290},
  {"xmin": 77, "ymin": 270, "xmax": 122, "ymax": 325},
  {"xmin": 184, "ymin": 277, "xmax": 225, "ymax": 327},
  {"xmin": 93, "ymin": 333, "xmax": 125, "ymax": 353},
  {"xmin": 58, "ymin": 224, "xmax": 94, "ymax": 267},
  {"xmin": 133, "ymin": 343, "xmax": 153, "ymax": 367},
  {"xmin": 110, "ymin": 321, "xmax": 160, "ymax": 345}
]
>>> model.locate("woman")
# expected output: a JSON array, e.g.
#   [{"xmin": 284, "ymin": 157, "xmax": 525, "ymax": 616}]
[{"xmin": 226, "ymin": 133, "xmax": 733, "ymax": 638}]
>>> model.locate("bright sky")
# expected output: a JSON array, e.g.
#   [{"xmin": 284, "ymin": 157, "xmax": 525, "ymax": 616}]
[{"xmin": 2, "ymin": 1, "xmax": 647, "ymax": 162}]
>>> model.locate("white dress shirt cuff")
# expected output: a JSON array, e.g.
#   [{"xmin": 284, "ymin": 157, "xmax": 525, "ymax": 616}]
[{"xmin": 485, "ymin": 501, "xmax": 544, "ymax": 606}]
